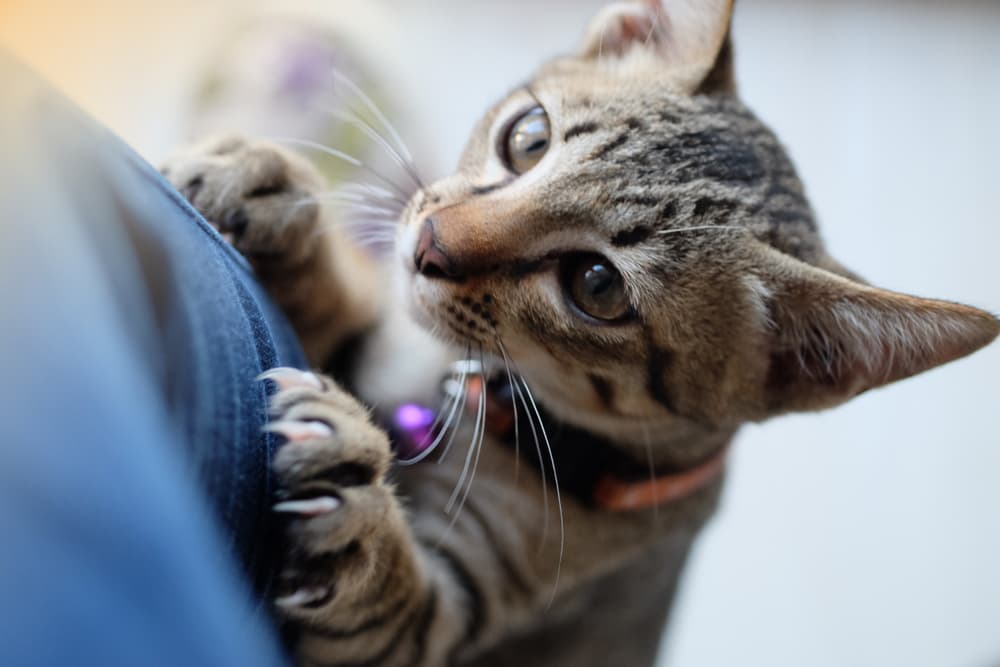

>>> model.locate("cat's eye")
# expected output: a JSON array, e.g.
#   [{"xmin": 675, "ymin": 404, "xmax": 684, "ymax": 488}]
[
  {"xmin": 503, "ymin": 106, "xmax": 550, "ymax": 174},
  {"xmin": 560, "ymin": 254, "xmax": 631, "ymax": 322}
]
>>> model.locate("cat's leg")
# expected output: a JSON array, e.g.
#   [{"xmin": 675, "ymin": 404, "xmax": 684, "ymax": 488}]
[
  {"xmin": 160, "ymin": 136, "xmax": 380, "ymax": 366},
  {"xmin": 263, "ymin": 367, "xmax": 490, "ymax": 667}
]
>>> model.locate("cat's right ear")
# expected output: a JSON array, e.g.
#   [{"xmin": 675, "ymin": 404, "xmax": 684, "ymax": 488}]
[{"xmin": 578, "ymin": 0, "xmax": 735, "ymax": 92}]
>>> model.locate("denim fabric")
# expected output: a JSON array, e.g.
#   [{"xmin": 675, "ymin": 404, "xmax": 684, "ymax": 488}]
[{"xmin": 0, "ymin": 52, "xmax": 302, "ymax": 666}]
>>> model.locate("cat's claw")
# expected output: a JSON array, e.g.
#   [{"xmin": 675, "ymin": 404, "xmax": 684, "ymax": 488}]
[
  {"xmin": 273, "ymin": 496, "xmax": 341, "ymax": 516},
  {"xmin": 264, "ymin": 420, "xmax": 334, "ymax": 441},
  {"xmin": 258, "ymin": 367, "xmax": 323, "ymax": 391},
  {"xmin": 275, "ymin": 586, "xmax": 331, "ymax": 609},
  {"xmin": 266, "ymin": 370, "xmax": 397, "ymax": 626}
]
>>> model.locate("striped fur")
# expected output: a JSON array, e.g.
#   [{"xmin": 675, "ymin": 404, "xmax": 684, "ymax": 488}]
[{"xmin": 163, "ymin": 1, "xmax": 998, "ymax": 665}]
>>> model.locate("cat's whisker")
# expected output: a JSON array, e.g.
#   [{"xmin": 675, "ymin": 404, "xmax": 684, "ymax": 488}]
[
  {"xmin": 345, "ymin": 234, "xmax": 399, "ymax": 250},
  {"xmin": 325, "ymin": 227, "xmax": 396, "ymax": 244},
  {"xmin": 315, "ymin": 189, "xmax": 395, "ymax": 206},
  {"xmin": 642, "ymin": 10, "xmax": 659, "ymax": 47},
  {"xmin": 345, "ymin": 227, "xmax": 399, "ymax": 239},
  {"xmin": 323, "ymin": 105, "xmax": 425, "ymax": 190},
  {"xmin": 660, "ymin": 224, "xmax": 747, "ymax": 237},
  {"xmin": 308, "ymin": 227, "xmax": 394, "ymax": 246},
  {"xmin": 281, "ymin": 195, "xmax": 401, "ymax": 241},
  {"xmin": 423, "ymin": 356, "xmax": 469, "ymax": 441},
  {"xmin": 396, "ymin": 350, "xmax": 470, "ymax": 467},
  {"xmin": 500, "ymin": 343, "xmax": 549, "ymax": 554},
  {"xmin": 313, "ymin": 193, "xmax": 402, "ymax": 217},
  {"xmin": 514, "ymin": 372, "xmax": 565, "ymax": 608},
  {"xmin": 496, "ymin": 337, "xmax": 521, "ymax": 486},
  {"xmin": 338, "ymin": 206, "xmax": 401, "ymax": 224},
  {"xmin": 319, "ymin": 208, "xmax": 400, "ymax": 226},
  {"xmin": 330, "ymin": 68, "xmax": 416, "ymax": 166},
  {"xmin": 349, "ymin": 233, "xmax": 398, "ymax": 245},
  {"xmin": 449, "ymin": 347, "xmax": 489, "ymax": 524},
  {"xmin": 436, "ymin": 354, "xmax": 471, "ymax": 464},
  {"xmin": 445, "ymin": 346, "xmax": 487, "ymax": 516},
  {"xmin": 337, "ymin": 182, "xmax": 408, "ymax": 208},
  {"xmin": 320, "ymin": 201, "xmax": 401, "ymax": 221},
  {"xmin": 320, "ymin": 185, "xmax": 406, "ymax": 213},
  {"xmin": 315, "ymin": 226, "xmax": 399, "ymax": 243},
  {"xmin": 262, "ymin": 136, "xmax": 412, "ymax": 201},
  {"xmin": 434, "ymin": 344, "xmax": 473, "ymax": 463},
  {"xmin": 306, "ymin": 215, "xmax": 401, "ymax": 244},
  {"xmin": 339, "ymin": 221, "xmax": 400, "ymax": 234}
]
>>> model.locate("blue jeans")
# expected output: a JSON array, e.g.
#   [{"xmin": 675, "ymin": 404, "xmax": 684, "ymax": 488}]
[{"xmin": 0, "ymin": 54, "xmax": 300, "ymax": 666}]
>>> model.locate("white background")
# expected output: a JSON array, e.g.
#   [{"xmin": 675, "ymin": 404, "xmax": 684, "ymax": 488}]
[{"xmin": 3, "ymin": 1, "xmax": 998, "ymax": 665}]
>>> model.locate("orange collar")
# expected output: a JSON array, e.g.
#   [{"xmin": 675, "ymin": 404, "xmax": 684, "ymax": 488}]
[
  {"xmin": 464, "ymin": 374, "xmax": 728, "ymax": 512},
  {"xmin": 592, "ymin": 445, "xmax": 728, "ymax": 511}
]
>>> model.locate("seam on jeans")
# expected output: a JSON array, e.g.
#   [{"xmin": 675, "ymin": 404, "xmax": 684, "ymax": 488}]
[{"xmin": 120, "ymin": 137, "xmax": 305, "ymax": 606}]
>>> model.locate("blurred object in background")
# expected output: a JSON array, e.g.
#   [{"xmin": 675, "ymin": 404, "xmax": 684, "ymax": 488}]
[
  {"xmin": 183, "ymin": 15, "xmax": 414, "ymax": 255},
  {"xmin": 188, "ymin": 19, "xmax": 372, "ymax": 182}
]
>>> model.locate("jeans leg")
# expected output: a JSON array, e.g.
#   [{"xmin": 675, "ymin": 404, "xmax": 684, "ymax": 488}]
[{"xmin": 0, "ymin": 52, "xmax": 302, "ymax": 666}]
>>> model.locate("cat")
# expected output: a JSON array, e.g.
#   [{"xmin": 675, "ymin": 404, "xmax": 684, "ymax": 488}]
[{"xmin": 161, "ymin": 1, "xmax": 999, "ymax": 665}]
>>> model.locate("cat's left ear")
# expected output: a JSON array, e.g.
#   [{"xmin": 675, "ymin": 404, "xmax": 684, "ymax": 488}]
[
  {"xmin": 746, "ymin": 244, "xmax": 1000, "ymax": 417},
  {"xmin": 578, "ymin": 0, "xmax": 735, "ymax": 93}
]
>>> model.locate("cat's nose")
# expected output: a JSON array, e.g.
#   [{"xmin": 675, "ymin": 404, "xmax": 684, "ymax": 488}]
[{"xmin": 414, "ymin": 218, "xmax": 462, "ymax": 280}]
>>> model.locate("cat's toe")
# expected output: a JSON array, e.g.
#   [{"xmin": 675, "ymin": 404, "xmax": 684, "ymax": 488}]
[
  {"xmin": 160, "ymin": 137, "xmax": 323, "ymax": 260},
  {"xmin": 274, "ymin": 585, "xmax": 331, "ymax": 610},
  {"xmin": 265, "ymin": 419, "xmax": 335, "ymax": 442},
  {"xmin": 273, "ymin": 550, "xmax": 345, "ymax": 614},
  {"xmin": 258, "ymin": 366, "xmax": 323, "ymax": 390},
  {"xmin": 272, "ymin": 496, "xmax": 342, "ymax": 516}
]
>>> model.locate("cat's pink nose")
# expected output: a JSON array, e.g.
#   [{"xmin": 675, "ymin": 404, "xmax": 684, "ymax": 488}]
[{"xmin": 414, "ymin": 218, "xmax": 461, "ymax": 280}]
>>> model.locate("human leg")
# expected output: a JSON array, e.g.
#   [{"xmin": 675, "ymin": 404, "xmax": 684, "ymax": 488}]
[{"xmin": 0, "ymin": 52, "xmax": 301, "ymax": 666}]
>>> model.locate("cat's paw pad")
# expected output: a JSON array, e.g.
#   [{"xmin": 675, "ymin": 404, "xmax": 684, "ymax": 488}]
[
  {"xmin": 263, "ymin": 367, "xmax": 397, "ymax": 618},
  {"xmin": 160, "ymin": 136, "xmax": 324, "ymax": 261}
]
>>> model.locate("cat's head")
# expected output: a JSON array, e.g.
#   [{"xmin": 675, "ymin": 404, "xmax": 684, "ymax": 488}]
[{"xmin": 398, "ymin": 0, "xmax": 998, "ymax": 452}]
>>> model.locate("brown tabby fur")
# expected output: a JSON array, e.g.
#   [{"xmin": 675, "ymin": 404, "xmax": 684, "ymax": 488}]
[{"xmin": 162, "ymin": 1, "xmax": 999, "ymax": 665}]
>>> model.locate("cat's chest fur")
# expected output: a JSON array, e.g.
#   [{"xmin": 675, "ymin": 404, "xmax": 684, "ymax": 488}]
[
  {"xmin": 393, "ymin": 434, "xmax": 722, "ymax": 666},
  {"xmin": 466, "ymin": 537, "xmax": 693, "ymax": 667}
]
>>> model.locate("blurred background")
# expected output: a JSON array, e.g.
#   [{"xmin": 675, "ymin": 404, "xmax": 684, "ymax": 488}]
[{"xmin": 2, "ymin": 1, "xmax": 998, "ymax": 665}]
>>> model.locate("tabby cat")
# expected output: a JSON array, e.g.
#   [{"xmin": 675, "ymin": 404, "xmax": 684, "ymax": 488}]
[{"xmin": 162, "ymin": 1, "xmax": 999, "ymax": 665}]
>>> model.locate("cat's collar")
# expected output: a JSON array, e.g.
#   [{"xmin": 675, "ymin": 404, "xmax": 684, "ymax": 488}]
[{"xmin": 390, "ymin": 363, "xmax": 727, "ymax": 512}]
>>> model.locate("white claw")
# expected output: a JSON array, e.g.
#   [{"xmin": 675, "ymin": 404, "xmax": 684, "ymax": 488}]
[
  {"xmin": 274, "ymin": 586, "xmax": 329, "ymax": 609},
  {"xmin": 273, "ymin": 496, "xmax": 341, "ymax": 516},
  {"xmin": 264, "ymin": 420, "xmax": 333, "ymax": 441},
  {"xmin": 258, "ymin": 367, "xmax": 323, "ymax": 391}
]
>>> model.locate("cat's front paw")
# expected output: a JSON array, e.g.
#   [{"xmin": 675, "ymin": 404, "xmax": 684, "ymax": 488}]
[
  {"xmin": 262, "ymin": 368, "xmax": 417, "ymax": 623},
  {"xmin": 160, "ymin": 136, "xmax": 324, "ymax": 264}
]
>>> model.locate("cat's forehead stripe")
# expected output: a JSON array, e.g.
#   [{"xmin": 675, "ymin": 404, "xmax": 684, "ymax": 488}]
[
  {"xmin": 611, "ymin": 225, "xmax": 654, "ymax": 247},
  {"xmin": 588, "ymin": 131, "xmax": 630, "ymax": 161},
  {"xmin": 526, "ymin": 93, "xmax": 824, "ymax": 261},
  {"xmin": 563, "ymin": 122, "xmax": 600, "ymax": 142}
]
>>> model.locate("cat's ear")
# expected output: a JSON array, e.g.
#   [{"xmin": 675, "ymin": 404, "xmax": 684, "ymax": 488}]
[
  {"xmin": 578, "ymin": 0, "xmax": 735, "ymax": 92},
  {"xmin": 749, "ymin": 246, "xmax": 999, "ymax": 415}
]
